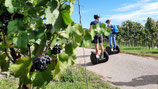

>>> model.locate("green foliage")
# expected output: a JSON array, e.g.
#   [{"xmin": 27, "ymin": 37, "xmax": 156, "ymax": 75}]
[
  {"xmin": 0, "ymin": 66, "xmax": 119, "ymax": 89},
  {"xmin": 117, "ymin": 18, "xmax": 158, "ymax": 48},
  {"xmin": 83, "ymin": 23, "xmax": 110, "ymax": 47},
  {"xmin": 32, "ymin": 70, "xmax": 52, "ymax": 87},
  {"xmin": 5, "ymin": 0, "xmax": 17, "ymax": 13},
  {"xmin": 8, "ymin": 19, "xmax": 25, "ymax": 33},
  {"xmin": 0, "ymin": 22, "xmax": 2, "ymax": 27},
  {"xmin": 120, "ymin": 46, "xmax": 158, "ymax": 58},
  {"xmin": 0, "ymin": 78, "xmax": 18, "ymax": 89},
  {"xmin": 0, "ymin": 0, "xmax": 111, "ymax": 88},
  {"xmin": 13, "ymin": 32, "xmax": 29, "ymax": 48},
  {"xmin": 0, "ymin": 53, "xmax": 10, "ymax": 72},
  {"xmin": 10, "ymin": 57, "xmax": 32, "ymax": 84}
]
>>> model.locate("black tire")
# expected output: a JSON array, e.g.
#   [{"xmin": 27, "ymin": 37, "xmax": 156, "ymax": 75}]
[
  {"xmin": 115, "ymin": 45, "xmax": 120, "ymax": 54},
  {"xmin": 106, "ymin": 46, "xmax": 111, "ymax": 55},
  {"xmin": 90, "ymin": 52, "xmax": 98, "ymax": 65},
  {"xmin": 103, "ymin": 50, "xmax": 109, "ymax": 62}
]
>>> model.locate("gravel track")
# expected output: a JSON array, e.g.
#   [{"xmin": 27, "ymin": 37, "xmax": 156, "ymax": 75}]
[{"xmin": 76, "ymin": 47, "xmax": 158, "ymax": 89}]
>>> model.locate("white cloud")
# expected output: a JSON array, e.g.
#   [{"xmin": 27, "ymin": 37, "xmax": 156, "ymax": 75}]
[
  {"xmin": 115, "ymin": 0, "xmax": 151, "ymax": 11},
  {"xmin": 101, "ymin": 1, "xmax": 158, "ymax": 25},
  {"xmin": 115, "ymin": 3, "xmax": 139, "ymax": 11}
]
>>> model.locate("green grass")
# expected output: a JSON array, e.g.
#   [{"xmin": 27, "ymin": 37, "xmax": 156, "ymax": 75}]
[
  {"xmin": 0, "ymin": 78, "xmax": 18, "ymax": 89},
  {"xmin": 0, "ymin": 65, "xmax": 119, "ymax": 89},
  {"xmin": 84, "ymin": 43, "xmax": 158, "ymax": 58},
  {"xmin": 120, "ymin": 46, "xmax": 158, "ymax": 58}
]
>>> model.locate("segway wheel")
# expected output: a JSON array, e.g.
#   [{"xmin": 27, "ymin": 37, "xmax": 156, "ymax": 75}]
[
  {"xmin": 115, "ymin": 45, "xmax": 120, "ymax": 54},
  {"xmin": 90, "ymin": 52, "xmax": 98, "ymax": 65},
  {"xmin": 103, "ymin": 51, "xmax": 109, "ymax": 62},
  {"xmin": 106, "ymin": 46, "xmax": 111, "ymax": 55}
]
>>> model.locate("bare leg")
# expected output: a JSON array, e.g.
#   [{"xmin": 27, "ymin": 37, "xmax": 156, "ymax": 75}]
[
  {"xmin": 99, "ymin": 43, "xmax": 104, "ymax": 56},
  {"xmin": 95, "ymin": 44, "xmax": 99, "ymax": 55}
]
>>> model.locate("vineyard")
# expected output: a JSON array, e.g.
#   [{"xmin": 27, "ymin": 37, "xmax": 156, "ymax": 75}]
[
  {"xmin": 117, "ymin": 18, "xmax": 158, "ymax": 49},
  {"xmin": 0, "ymin": 0, "xmax": 158, "ymax": 89}
]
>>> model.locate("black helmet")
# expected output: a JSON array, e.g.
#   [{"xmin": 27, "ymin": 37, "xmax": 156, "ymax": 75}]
[
  {"xmin": 94, "ymin": 14, "xmax": 100, "ymax": 19},
  {"xmin": 106, "ymin": 19, "xmax": 111, "ymax": 23}
]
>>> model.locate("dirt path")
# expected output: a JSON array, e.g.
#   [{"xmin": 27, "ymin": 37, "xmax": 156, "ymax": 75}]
[{"xmin": 76, "ymin": 47, "xmax": 158, "ymax": 89}]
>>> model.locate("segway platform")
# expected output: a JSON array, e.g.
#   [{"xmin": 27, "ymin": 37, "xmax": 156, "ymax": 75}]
[
  {"xmin": 90, "ymin": 50, "xmax": 109, "ymax": 65},
  {"xmin": 106, "ymin": 45, "xmax": 120, "ymax": 55}
]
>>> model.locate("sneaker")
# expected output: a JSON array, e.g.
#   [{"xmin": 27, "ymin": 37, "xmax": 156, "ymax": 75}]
[
  {"xmin": 111, "ymin": 48, "xmax": 113, "ymax": 51},
  {"xmin": 96, "ymin": 54, "xmax": 100, "ymax": 59},
  {"xmin": 113, "ymin": 48, "xmax": 117, "ymax": 51},
  {"xmin": 100, "ymin": 55, "xmax": 104, "ymax": 59}
]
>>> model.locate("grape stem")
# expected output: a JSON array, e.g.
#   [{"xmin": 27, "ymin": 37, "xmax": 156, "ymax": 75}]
[
  {"xmin": 1, "ymin": 29, "xmax": 15, "ymax": 63},
  {"xmin": 27, "ymin": 44, "xmax": 31, "ymax": 58},
  {"xmin": 43, "ymin": 34, "xmax": 56, "ymax": 55},
  {"xmin": 11, "ymin": 13, "xmax": 15, "ymax": 20}
]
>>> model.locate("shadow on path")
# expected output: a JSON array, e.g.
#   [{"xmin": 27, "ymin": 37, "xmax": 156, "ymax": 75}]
[
  {"xmin": 112, "ymin": 75, "xmax": 158, "ymax": 87},
  {"xmin": 77, "ymin": 55, "xmax": 90, "ymax": 58}
]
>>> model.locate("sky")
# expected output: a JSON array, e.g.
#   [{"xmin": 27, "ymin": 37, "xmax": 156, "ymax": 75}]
[{"xmin": 71, "ymin": 0, "xmax": 158, "ymax": 28}]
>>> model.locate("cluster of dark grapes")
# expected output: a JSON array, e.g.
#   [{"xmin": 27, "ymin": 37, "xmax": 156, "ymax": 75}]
[
  {"xmin": 51, "ymin": 44, "xmax": 62, "ymax": 55},
  {"xmin": 30, "ymin": 55, "xmax": 52, "ymax": 72},
  {"xmin": 10, "ymin": 48, "xmax": 21, "ymax": 62},
  {"xmin": 0, "ymin": 10, "xmax": 24, "ymax": 35},
  {"xmin": 0, "ymin": 35, "xmax": 2, "ymax": 42},
  {"xmin": 44, "ymin": 24, "xmax": 53, "ymax": 30},
  {"xmin": 0, "ymin": 11, "xmax": 11, "ymax": 34}
]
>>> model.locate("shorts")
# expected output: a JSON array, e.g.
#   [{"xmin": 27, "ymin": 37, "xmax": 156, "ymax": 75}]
[{"xmin": 93, "ymin": 33, "xmax": 103, "ymax": 44}]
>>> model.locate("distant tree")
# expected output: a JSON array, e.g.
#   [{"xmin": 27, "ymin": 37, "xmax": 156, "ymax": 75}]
[{"xmin": 145, "ymin": 17, "xmax": 157, "ymax": 49}]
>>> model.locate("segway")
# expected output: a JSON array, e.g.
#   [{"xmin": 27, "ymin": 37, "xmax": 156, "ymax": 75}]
[
  {"xmin": 90, "ymin": 50, "xmax": 109, "ymax": 65},
  {"xmin": 106, "ymin": 45, "xmax": 120, "ymax": 55}
]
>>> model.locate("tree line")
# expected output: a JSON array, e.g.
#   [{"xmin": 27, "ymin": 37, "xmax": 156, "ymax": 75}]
[{"xmin": 116, "ymin": 17, "xmax": 158, "ymax": 49}]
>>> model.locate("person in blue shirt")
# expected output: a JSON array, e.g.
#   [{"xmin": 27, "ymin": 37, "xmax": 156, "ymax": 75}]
[
  {"xmin": 106, "ymin": 19, "xmax": 117, "ymax": 51},
  {"xmin": 89, "ymin": 15, "xmax": 104, "ymax": 58}
]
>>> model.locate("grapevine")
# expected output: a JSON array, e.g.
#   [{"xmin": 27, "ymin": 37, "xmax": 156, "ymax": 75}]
[{"xmin": 0, "ymin": 0, "xmax": 110, "ymax": 88}]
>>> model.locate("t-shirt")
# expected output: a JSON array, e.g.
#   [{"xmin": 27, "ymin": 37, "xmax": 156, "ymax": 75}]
[
  {"xmin": 107, "ymin": 24, "xmax": 114, "ymax": 34},
  {"xmin": 107, "ymin": 24, "xmax": 113, "ymax": 30},
  {"xmin": 90, "ymin": 20, "xmax": 101, "ymax": 26},
  {"xmin": 90, "ymin": 20, "xmax": 102, "ymax": 35}
]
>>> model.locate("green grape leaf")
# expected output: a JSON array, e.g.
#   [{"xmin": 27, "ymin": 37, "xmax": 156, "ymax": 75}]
[
  {"xmin": 60, "ymin": 5, "xmax": 73, "ymax": 25},
  {"xmin": 100, "ymin": 23, "xmax": 111, "ymax": 36},
  {"xmin": 8, "ymin": 19, "xmax": 25, "ymax": 33},
  {"xmin": 100, "ymin": 23, "xmax": 106, "ymax": 29},
  {"xmin": 84, "ymin": 32, "xmax": 92, "ymax": 47},
  {"xmin": 69, "ymin": 0, "xmax": 76, "ymax": 4},
  {"xmin": 53, "ymin": 4, "xmax": 73, "ymax": 32},
  {"xmin": 45, "ymin": 7, "xmax": 59, "ymax": 26},
  {"xmin": 65, "ymin": 23, "xmax": 83, "ymax": 48},
  {"xmin": 65, "ymin": 44, "xmax": 74, "ymax": 56},
  {"xmin": 32, "ymin": 70, "xmax": 52, "ymax": 87},
  {"xmin": 45, "ymin": 1, "xmax": 59, "ymax": 26},
  {"xmin": 104, "ymin": 28, "xmax": 111, "ymax": 36},
  {"xmin": 53, "ymin": 13, "xmax": 67, "ymax": 32},
  {"xmin": 58, "ymin": 31, "xmax": 69, "ymax": 39},
  {"xmin": 58, "ymin": 0, "xmax": 68, "ymax": 3},
  {"xmin": 10, "ymin": 57, "xmax": 32, "ymax": 84},
  {"xmin": 76, "ymin": 24, "xmax": 84, "ymax": 33},
  {"xmin": 69, "ymin": 0, "xmax": 76, "ymax": 15},
  {"xmin": 0, "ymin": 22, "xmax": 2, "ymax": 27},
  {"xmin": 71, "ymin": 26, "xmax": 82, "ymax": 47},
  {"xmin": 5, "ymin": 0, "xmax": 17, "ymax": 13},
  {"xmin": 13, "ymin": 32, "xmax": 29, "ymax": 48},
  {"xmin": 0, "ymin": 53, "xmax": 10, "ymax": 72},
  {"xmin": 53, "ymin": 52, "xmax": 73, "ymax": 80}
]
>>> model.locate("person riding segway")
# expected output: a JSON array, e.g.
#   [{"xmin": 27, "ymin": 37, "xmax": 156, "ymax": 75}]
[
  {"xmin": 105, "ymin": 19, "xmax": 120, "ymax": 55},
  {"xmin": 89, "ymin": 15, "xmax": 109, "ymax": 65}
]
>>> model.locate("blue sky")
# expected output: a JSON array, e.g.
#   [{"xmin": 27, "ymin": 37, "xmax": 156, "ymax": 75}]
[{"xmin": 71, "ymin": 0, "xmax": 158, "ymax": 28}]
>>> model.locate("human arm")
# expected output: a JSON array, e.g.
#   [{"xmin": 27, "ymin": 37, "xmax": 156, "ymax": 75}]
[{"xmin": 89, "ymin": 25, "xmax": 92, "ymax": 32}]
